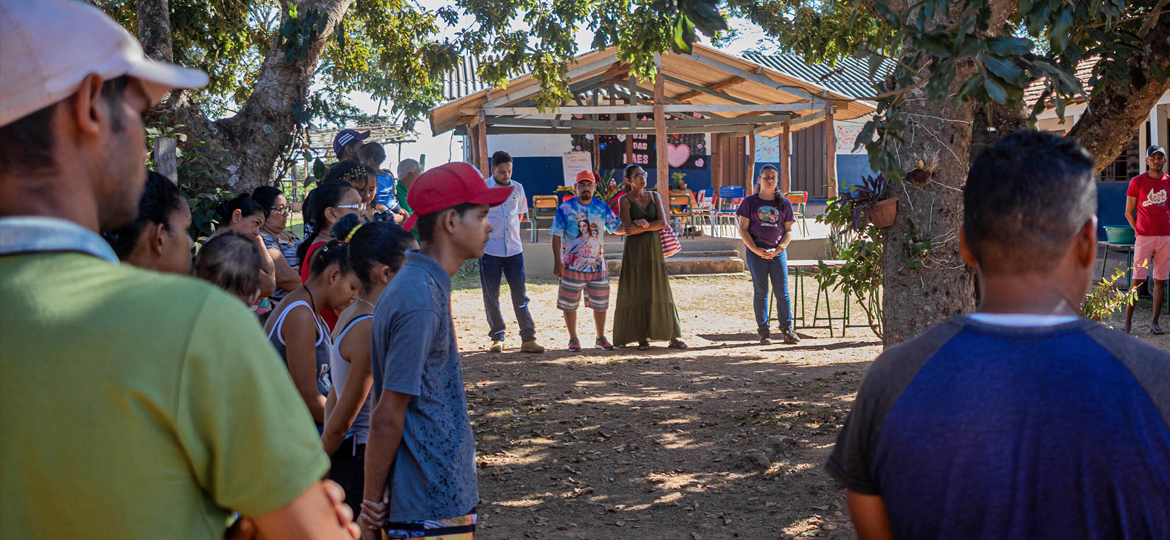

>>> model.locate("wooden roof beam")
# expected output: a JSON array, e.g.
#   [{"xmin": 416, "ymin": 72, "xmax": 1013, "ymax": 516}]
[
  {"xmin": 709, "ymin": 76, "xmax": 747, "ymax": 92},
  {"xmin": 661, "ymin": 75, "xmax": 754, "ymax": 105}
]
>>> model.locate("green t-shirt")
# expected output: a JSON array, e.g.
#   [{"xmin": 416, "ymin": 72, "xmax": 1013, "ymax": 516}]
[
  {"xmin": 396, "ymin": 180, "xmax": 412, "ymax": 214},
  {"xmin": 0, "ymin": 252, "xmax": 329, "ymax": 539}
]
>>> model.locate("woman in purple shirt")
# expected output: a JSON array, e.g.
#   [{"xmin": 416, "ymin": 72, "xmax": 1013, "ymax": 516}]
[{"xmin": 736, "ymin": 165, "xmax": 801, "ymax": 345}]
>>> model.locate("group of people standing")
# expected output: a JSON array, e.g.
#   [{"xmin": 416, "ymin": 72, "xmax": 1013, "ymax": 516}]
[{"xmin": 476, "ymin": 151, "xmax": 803, "ymax": 351}]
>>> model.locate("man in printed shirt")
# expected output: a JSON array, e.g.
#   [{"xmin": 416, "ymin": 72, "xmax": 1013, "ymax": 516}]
[
  {"xmin": 479, "ymin": 151, "xmax": 545, "ymax": 353},
  {"xmin": 550, "ymin": 171, "xmax": 623, "ymax": 352},
  {"xmin": 1124, "ymin": 144, "xmax": 1169, "ymax": 333}
]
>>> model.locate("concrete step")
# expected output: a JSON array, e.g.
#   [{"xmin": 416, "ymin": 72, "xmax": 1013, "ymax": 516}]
[
  {"xmin": 606, "ymin": 254, "xmax": 746, "ymax": 276},
  {"xmin": 604, "ymin": 249, "xmax": 738, "ymax": 260}
]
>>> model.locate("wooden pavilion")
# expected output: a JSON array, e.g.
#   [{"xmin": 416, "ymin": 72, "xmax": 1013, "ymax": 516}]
[{"xmin": 429, "ymin": 45, "xmax": 876, "ymax": 197}]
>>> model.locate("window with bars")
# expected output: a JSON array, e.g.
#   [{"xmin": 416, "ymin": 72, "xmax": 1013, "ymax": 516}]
[{"xmin": 1097, "ymin": 133, "xmax": 1140, "ymax": 183}]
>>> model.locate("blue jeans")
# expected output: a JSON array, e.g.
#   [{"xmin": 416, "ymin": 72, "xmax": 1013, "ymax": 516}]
[
  {"xmin": 744, "ymin": 246, "xmax": 792, "ymax": 333},
  {"xmin": 479, "ymin": 253, "xmax": 537, "ymax": 342}
]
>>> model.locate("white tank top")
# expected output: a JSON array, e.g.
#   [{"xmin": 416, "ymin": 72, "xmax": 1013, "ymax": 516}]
[{"xmin": 330, "ymin": 314, "xmax": 373, "ymax": 444}]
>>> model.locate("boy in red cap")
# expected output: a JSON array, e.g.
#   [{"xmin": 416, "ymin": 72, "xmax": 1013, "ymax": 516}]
[
  {"xmin": 360, "ymin": 162, "xmax": 511, "ymax": 540},
  {"xmin": 551, "ymin": 171, "xmax": 624, "ymax": 351}
]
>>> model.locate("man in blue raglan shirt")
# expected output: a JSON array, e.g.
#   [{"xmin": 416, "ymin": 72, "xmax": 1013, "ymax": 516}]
[{"xmin": 828, "ymin": 130, "xmax": 1170, "ymax": 539}]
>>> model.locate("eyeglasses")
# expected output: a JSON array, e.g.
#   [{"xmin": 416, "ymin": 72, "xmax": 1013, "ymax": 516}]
[
  {"xmin": 630, "ymin": 173, "xmax": 647, "ymax": 179},
  {"xmin": 273, "ymin": 206, "xmax": 291, "ymax": 215},
  {"xmin": 336, "ymin": 204, "xmax": 361, "ymax": 209}
]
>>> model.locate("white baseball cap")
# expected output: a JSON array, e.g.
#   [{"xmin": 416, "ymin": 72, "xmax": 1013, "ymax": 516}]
[{"xmin": 0, "ymin": 0, "xmax": 209, "ymax": 128}]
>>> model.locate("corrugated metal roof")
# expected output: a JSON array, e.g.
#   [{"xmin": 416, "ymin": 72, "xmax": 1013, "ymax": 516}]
[
  {"xmin": 441, "ymin": 51, "xmax": 894, "ymax": 103},
  {"xmin": 441, "ymin": 55, "xmax": 498, "ymax": 101},
  {"xmin": 740, "ymin": 53, "xmax": 894, "ymax": 100}
]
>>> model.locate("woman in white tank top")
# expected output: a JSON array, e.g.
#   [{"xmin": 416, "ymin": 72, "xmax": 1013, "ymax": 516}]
[{"xmin": 321, "ymin": 215, "xmax": 417, "ymax": 517}]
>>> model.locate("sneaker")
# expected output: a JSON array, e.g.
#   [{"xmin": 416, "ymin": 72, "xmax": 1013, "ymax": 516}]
[
  {"xmin": 595, "ymin": 336, "xmax": 615, "ymax": 351},
  {"xmin": 568, "ymin": 338, "xmax": 581, "ymax": 352},
  {"xmin": 759, "ymin": 330, "xmax": 772, "ymax": 345},
  {"xmin": 489, "ymin": 340, "xmax": 504, "ymax": 353},
  {"xmin": 520, "ymin": 340, "xmax": 545, "ymax": 353},
  {"xmin": 781, "ymin": 327, "xmax": 801, "ymax": 344}
]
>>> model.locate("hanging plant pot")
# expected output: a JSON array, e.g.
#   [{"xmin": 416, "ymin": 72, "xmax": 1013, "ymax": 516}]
[{"xmin": 869, "ymin": 197, "xmax": 899, "ymax": 228}]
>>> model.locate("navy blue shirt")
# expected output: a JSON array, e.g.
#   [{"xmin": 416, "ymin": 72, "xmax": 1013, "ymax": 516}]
[
  {"xmin": 371, "ymin": 251, "xmax": 477, "ymax": 521},
  {"xmin": 828, "ymin": 316, "xmax": 1170, "ymax": 539}
]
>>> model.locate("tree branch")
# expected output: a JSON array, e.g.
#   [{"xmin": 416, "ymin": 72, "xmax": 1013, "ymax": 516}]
[{"xmin": 1068, "ymin": 9, "xmax": 1170, "ymax": 174}]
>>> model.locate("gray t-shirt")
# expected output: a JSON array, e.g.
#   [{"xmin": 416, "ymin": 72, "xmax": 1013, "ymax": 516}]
[{"xmin": 371, "ymin": 251, "xmax": 477, "ymax": 522}]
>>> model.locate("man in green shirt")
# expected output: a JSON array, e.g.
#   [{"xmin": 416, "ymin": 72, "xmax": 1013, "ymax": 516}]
[
  {"xmin": 396, "ymin": 158, "xmax": 422, "ymax": 214},
  {"xmin": 0, "ymin": 1, "xmax": 357, "ymax": 539}
]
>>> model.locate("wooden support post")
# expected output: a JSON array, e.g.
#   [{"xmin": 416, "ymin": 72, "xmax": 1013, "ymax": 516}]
[
  {"xmin": 748, "ymin": 130, "xmax": 756, "ymax": 190},
  {"xmin": 654, "ymin": 62, "xmax": 667, "ymax": 191},
  {"xmin": 153, "ymin": 137, "xmax": 177, "ymax": 183},
  {"xmin": 780, "ymin": 122, "xmax": 791, "ymax": 193},
  {"xmin": 476, "ymin": 110, "xmax": 489, "ymax": 177},
  {"xmin": 826, "ymin": 107, "xmax": 837, "ymax": 198},
  {"xmin": 711, "ymin": 134, "xmax": 722, "ymax": 189}
]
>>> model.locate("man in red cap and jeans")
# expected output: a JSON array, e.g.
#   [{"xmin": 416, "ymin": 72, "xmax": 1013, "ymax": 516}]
[{"xmin": 360, "ymin": 162, "xmax": 511, "ymax": 540}]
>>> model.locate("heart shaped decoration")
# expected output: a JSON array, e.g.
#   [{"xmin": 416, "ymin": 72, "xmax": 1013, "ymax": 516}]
[
  {"xmin": 666, "ymin": 144, "xmax": 691, "ymax": 168},
  {"xmin": 617, "ymin": 134, "xmax": 626, "ymax": 142},
  {"xmin": 694, "ymin": 158, "xmax": 704, "ymax": 167}
]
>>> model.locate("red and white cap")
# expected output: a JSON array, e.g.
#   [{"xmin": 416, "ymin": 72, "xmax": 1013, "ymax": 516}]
[
  {"xmin": 403, "ymin": 162, "xmax": 514, "ymax": 231},
  {"xmin": 0, "ymin": 0, "xmax": 209, "ymax": 128}
]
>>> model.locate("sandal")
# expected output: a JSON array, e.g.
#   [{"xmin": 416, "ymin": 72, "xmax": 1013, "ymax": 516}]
[
  {"xmin": 668, "ymin": 339, "xmax": 688, "ymax": 349},
  {"xmin": 637, "ymin": 341, "xmax": 650, "ymax": 351},
  {"xmin": 1151, "ymin": 324, "xmax": 1165, "ymax": 335}
]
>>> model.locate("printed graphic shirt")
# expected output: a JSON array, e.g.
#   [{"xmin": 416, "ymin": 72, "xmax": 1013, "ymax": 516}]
[
  {"xmin": 1127, "ymin": 172, "xmax": 1170, "ymax": 236},
  {"xmin": 736, "ymin": 193, "xmax": 796, "ymax": 247},
  {"xmin": 549, "ymin": 197, "xmax": 621, "ymax": 273}
]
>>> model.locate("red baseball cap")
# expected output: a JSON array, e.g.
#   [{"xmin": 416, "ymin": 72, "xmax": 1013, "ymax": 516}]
[
  {"xmin": 403, "ymin": 162, "xmax": 513, "ymax": 231},
  {"xmin": 575, "ymin": 170, "xmax": 596, "ymax": 183}
]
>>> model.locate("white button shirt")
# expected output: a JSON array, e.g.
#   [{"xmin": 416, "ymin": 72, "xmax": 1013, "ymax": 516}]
[{"xmin": 484, "ymin": 177, "xmax": 528, "ymax": 257}]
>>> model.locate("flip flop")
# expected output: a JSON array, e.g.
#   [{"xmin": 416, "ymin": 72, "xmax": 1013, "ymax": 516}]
[
  {"xmin": 1151, "ymin": 324, "xmax": 1165, "ymax": 335},
  {"xmin": 668, "ymin": 339, "xmax": 688, "ymax": 349},
  {"xmin": 638, "ymin": 341, "xmax": 650, "ymax": 351}
]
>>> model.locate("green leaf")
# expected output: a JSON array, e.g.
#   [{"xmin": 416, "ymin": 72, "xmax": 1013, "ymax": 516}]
[
  {"xmin": 953, "ymin": 73, "xmax": 983, "ymax": 104},
  {"xmin": 981, "ymin": 55, "xmax": 1027, "ymax": 87},
  {"xmin": 1051, "ymin": 9, "xmax": 1073, "ymax": 53},
  {"xmin": 867, "ymin": 53, "xmax": 884, "ymax": 81},
  {"xmin": 983, "ymin": 75, "xmax": 1008, "ymax": 104},
  {"xmin": 984, "ymin": 36, "xmax": 1033, "ymax": 56}
]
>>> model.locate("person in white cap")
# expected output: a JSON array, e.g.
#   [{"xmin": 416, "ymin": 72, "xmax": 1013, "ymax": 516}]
[
  {"xmin": 0, "ymin": 1, "xmax": 358, "ymax": 539},
  {"xmin": 1124, "ymin": 144, "xmax": 1169, "ymax": 334}
]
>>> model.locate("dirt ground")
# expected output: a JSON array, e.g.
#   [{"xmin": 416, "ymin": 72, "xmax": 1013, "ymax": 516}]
[
  {"xmin": 452, "ymin": 273, "xmax": 881, "ymax": 539},
  {"xmin": 449, "ymin": 268, "xmax": 1170, "ymax": 540}
]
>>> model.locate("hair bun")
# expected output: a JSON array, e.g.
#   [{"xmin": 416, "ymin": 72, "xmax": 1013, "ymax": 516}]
[{"xmin": 331, "ymin": 213, "xmax": 363, "ymax": 241}]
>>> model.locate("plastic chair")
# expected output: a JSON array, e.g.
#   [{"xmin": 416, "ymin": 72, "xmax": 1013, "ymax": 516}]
[
  {"xmin": 529, "ymin": 195, "xmax": 560, "ymax": 242},
  {"xmin": 669, "ymin": 193, "xmax": 696, "ymax": 239},
  {"xmin": 715, "ymin": 185, "xmax": 745, "ymax": 237},
  {"xmin": 692, "ymin": 189, "xmax": 716, "ymax": 236},
  {"xmin": 784, "ymin": 191, "xmax": 809, "ymax": 236}
]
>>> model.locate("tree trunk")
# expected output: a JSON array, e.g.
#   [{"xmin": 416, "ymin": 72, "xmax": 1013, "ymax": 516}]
[
  {"xmin": 879, "ymin": 0, "xmax": 1016, "ymax": 347},
  {"xmin": 880, "ymin": 81, "xmax": 978, "ymax": 347},
  {"xmin": 1067, "ymin": 10, "xmax": 1170, "ymax": 174},
  {"xmin": 133, "ymin": 0, "xmax": 354, "ymax": 193}
]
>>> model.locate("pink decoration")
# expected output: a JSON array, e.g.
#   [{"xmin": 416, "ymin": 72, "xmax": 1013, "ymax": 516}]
[
  {"xmin": 694, "ymin": 158, "xmax": 704, "ymax": 167},
  {"xmin": 666, "ymin": 144, "xmax": 691, "ymax": 168}
]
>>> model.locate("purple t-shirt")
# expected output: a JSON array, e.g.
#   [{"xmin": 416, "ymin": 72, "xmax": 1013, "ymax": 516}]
[{"xmin": 736, "ymin": 194, "xmax": 795, "ymax": 247}]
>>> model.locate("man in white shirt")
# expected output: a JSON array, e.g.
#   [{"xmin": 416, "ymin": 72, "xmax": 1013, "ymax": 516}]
[{"xmin": 479, "ymin": 151, "xmax": 544, "ymax": 353}]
